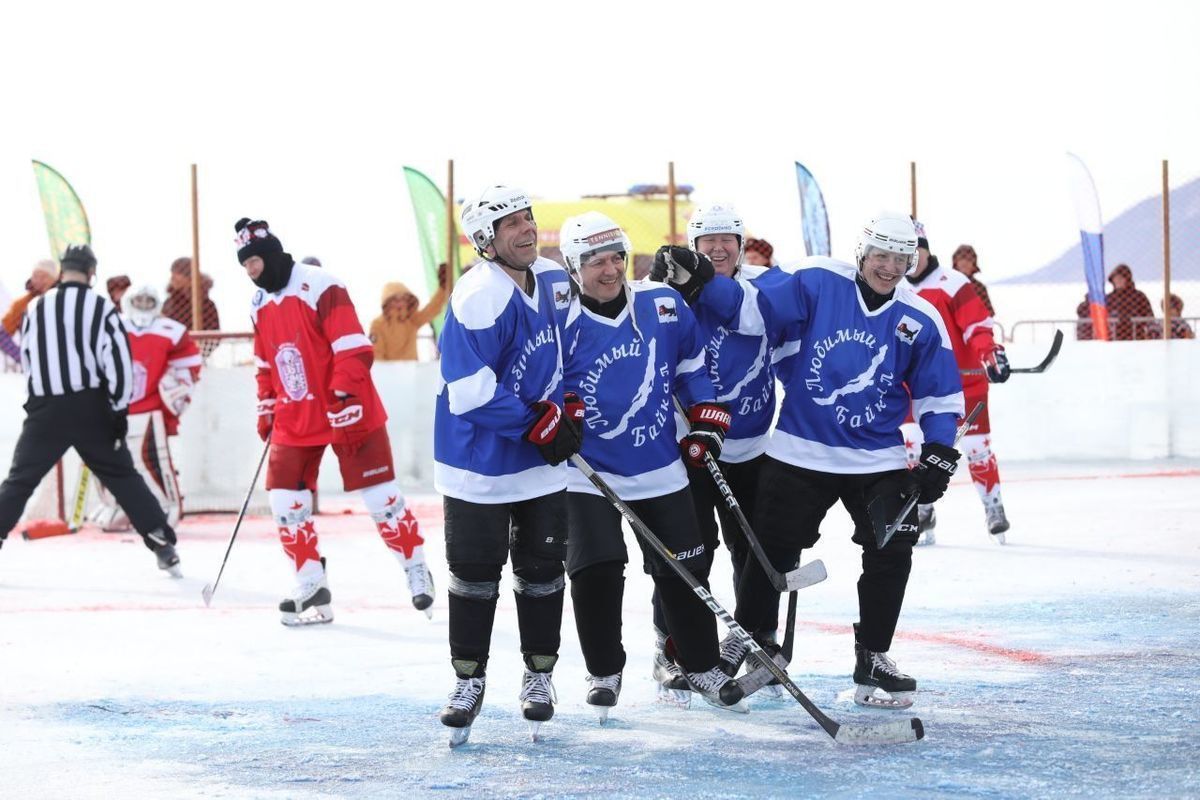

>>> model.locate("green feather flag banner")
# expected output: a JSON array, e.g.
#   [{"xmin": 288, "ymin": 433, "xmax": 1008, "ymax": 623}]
[
  {"xmin": 32, "ymin": 160, "xmax": 91, "ymax": 259},
  {"xmin": 402, "ymin": 166, "xmax": 457, "ymax": 337}
]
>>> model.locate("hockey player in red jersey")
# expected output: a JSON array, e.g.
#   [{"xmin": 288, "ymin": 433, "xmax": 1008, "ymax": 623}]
[
  {"xmin": 904, "ymin": 223, "xmax": 1011, "ymax": 543},
  {"xmin": 92, "ymin": 284, "xmax": 203, "ymax": 530},
  {"xmin": 235, "ymin": 217, "xmax": 435, "ymax": 625}
]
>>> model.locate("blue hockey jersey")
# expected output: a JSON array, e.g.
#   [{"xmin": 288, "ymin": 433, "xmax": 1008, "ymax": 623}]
[
  {"xmin": 563, "ymin": 282, "xmax": 715, "ymax": 500},
  {"xmin": 699, "ymin": 257, "xmax": 964, "ymax": 474},
  {"xmin": 434, "ymin": 258, "xmax": 575, "ymax": 503},
  {"xmin": 691, "ymin": 263, "xmax": 779, "ymax": 462}
]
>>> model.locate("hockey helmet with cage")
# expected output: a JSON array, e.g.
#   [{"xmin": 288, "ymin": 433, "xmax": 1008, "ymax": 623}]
[
  {"xmin": 559, "ymin": 212, "xmax": 632, "ymax": 274},
  {"xmin": 855, "ymin": 212, "xmax": 919, "ymax": 273},
  {"xmin": 126, "ymin": 284, "xmax": 162, "ymax": 329},
  {"xmin": 460, "ymin": 185, "xmax": 534, "ymax": 259},
  {"xmin": 687, "ymin": 204, "xmax": 745, "ymax": 264}
]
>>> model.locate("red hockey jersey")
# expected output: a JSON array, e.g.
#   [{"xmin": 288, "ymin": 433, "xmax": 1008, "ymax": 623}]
[
  {"xmin": 251, "ymin": 262, "xmax": 386, "ymax": 447},
  {"xmin": 127, "ymin": 316, "xmax": 203, "ymax": 435},
  {"xmin": 908, "ymin": 264, "xmax": 997, "ymax": 390}
]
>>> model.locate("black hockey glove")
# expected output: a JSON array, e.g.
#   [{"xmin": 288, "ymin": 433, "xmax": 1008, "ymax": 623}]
[
  {"xmin": 679, "ymin": 402, "xmax": 731, "ymax": 467},
  {"xmin": 112, "ymin": 409, "xmax": 128, "ymax": 444},
  {"xmin": 563, "ymin": 391, "xmax": 585, "ymax": 439},
  {"xmin": 650, "ymin": 246, "xmax": 714, "ymax": 305},
  {"xmin": 910, "ymin": 442, "xmax": 960, "ymax": 504},
  {"xmin": 525, "ymin": 399, "xmax": 582, "ymax": 466},
  {"xmin": 984, "ymin": 346, "xmax": 1011, "ymax": 383}
]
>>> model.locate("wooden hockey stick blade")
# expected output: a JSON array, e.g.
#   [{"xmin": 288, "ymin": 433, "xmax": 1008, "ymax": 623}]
[{"xmin": 785, "ymin": 558, "xmax": 827, "ymax": 591}]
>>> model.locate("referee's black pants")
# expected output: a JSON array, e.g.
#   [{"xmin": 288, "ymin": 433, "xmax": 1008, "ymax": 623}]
[{"xmin": 0, "ymin": 390, "xmax": 172, "ymax": 549}]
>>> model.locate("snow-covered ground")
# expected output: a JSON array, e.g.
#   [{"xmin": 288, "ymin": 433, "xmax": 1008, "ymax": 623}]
[{"xmin": 3, "ymin": 459, "xmax": 1198, "ymax": 799}]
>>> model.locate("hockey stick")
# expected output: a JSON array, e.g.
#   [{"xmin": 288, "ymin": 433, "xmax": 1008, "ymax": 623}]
[
  {"xmin": 871, "ymin": 401, "xmax": 984, "ymax": 549},
  {"xmin": 674, "ymin": 398, "xmax": 827, "ymax": 592},
  {"xmin": 571, "ymin": 453, "xmax": 923, "ymax": 745},
  {"xmin": 201, "ymin": 435, "xmax": 271, "ymax": 607},
  {"xmin": 961, "ymin": 329, "xmax": 1063, "ymax": 377}
]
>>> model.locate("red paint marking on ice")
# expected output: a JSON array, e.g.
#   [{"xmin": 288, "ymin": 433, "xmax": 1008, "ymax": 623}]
[
  {"xmin": 797, "ymin": 620, "xmax": 1052, "ymax": 665},
  {"xmin": 7, "ymin": 601, "xmax": 421, "ymax": 615},
  {"xmin": 992, "ymin": 468, "xmax": 1200, "ymax": 485}
]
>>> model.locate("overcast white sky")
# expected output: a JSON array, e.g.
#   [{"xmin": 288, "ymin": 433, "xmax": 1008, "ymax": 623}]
[{"xmin": 2, "ymin": 0, "xmax": 1198, "ymax": 327}]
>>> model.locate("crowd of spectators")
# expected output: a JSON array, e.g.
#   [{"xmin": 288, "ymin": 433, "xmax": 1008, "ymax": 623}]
[{"xmin": 1075, "ymin": 264, "xmax": 1194, "ymax": 340}]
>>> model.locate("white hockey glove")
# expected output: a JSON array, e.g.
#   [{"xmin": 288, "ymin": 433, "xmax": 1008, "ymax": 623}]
[{"xmin": 158, "ymin": 370, "xmax": 195, "ymax": 417}]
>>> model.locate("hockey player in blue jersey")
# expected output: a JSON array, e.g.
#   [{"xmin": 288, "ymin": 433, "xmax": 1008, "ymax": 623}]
[
  {"xmin": 681, "ymin": 204, "xmax": 786, "ymax": 672},
  {"xmin": 558, "ymin": 212, "xmax": 746, "ymax": 718},
  {"xmin": 652, "ymin": 212, "xmax": 965, "ymax": 710},
  {"xmin": 434, "ymin": 186, "xmax": 582, "ymax": 745}
]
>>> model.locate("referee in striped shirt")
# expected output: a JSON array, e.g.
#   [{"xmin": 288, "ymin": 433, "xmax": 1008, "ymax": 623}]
[{"xmin": 0, "ymin": 244, "xmax": 181, "ymax": 574}]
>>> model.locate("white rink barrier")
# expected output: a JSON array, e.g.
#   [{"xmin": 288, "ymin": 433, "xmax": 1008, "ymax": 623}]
[{"xmin": 0, "ymin": 339, "xmax": 1196, "ymax": 514}]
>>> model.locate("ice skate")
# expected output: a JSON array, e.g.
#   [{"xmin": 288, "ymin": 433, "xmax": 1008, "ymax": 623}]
[
  {"xmin": 279, "ymin": 557, "xmax": 333, "ymax": 626},
  {"xmin": 853, "ymin": 639, "xmax": 916, "ymax": 710},
  {"xmin": 717, "ymin": 629, "xmax": 750, "ymax": 677},
  {"xmin": 404, "ymin": 561, "xmax": 435, "ymax": 618},
  {"xmin": 917, "ymin": 504, "xmax": 936, "ymax": 546},
  {"xmin": 146, "ymin": 529, "xmax": 182, "ymax": 578},
  {"xmin": 441, "ymin": 660, "xmax": 486, "ymax": 748},
  {"xmin": 519, "ymin": 654, "xmax": 557, "ymax": 741},
  {"xmin": 585, "ymin": 673, "xmax": 622, "ymax": 724},
  {"xmin": 684, "ymin": 666, "xmax": 748, "ymax": 714},
  {"xmin": 986, "ymin": 501, "xmax": 1009, "ymax": 544},
  {"xmin": 737, "ymin": 638, "xmax": 788, "ymax": 699},
  {"xmin": 652, "ymin": 643, "xmax": 691, "ymax": 708}
]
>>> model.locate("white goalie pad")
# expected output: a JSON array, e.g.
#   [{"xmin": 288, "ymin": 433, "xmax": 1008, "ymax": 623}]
[{"xmin": 91, "ymin": 410, "xmax": 183, "ymax": 528}]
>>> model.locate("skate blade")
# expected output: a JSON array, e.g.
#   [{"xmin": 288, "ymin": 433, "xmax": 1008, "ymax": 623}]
[
  {"xmin": 280, "ymin": 606, "xmax": 334, "ymax": 627},
  {"xmin": 990, "ymin": 531, "xmax": 1008, "ymax": 545},
  {"xmin": 422, "ymin": 606, "xmax": 434, "ymax": 620},
  {"xmin": 853, "ymin": 685, "xmax": 914, "ymax": 710},
  {"xmin": 527, "ymin": 721, "xmax": 543, "ymax": 742},
  {"xmin": 589, "ymin": 704, "xmax": 613, "ymax": 724},
  {"xmin": 656, "ymin": 685, "xmax": 691, "ymax": 708},
  {"xmin": 701, "ymin": 694, "xmax": 750, "ymax": 714},
  {"xmin": 448, "ymin": 725, "xmax": 472, "ymax": 748},
  {"xmin": 164, "ymin": 565, "xmax": 183, "ymax": 579}
]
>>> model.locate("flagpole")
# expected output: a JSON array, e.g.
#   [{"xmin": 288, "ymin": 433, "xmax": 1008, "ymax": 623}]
[
  {"xmin": 1162, "ymin": 159, "xmax": 1172, "ymax": 340},
  {"xmin": 446, "ymin": 159, "xmax": 456, "ymax": 294},
  {"xmin": 909, "ymin": 161, "xmax": 918, "ymax": 219},
  {"xmin": 190, "ymin": 164, "xmax": 202, "ymax": 331},
  {"xmin": 668, "ymin": 161, "xmax": 677, "ymax": 247}
]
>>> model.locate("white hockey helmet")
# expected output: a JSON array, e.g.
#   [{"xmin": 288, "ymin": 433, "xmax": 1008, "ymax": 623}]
[
  {"xmin": 855, "ymin": 212, "xmax": 919, "ymax": 272},
  {"xmin": 126, "ymin": 284, "xmax": 161, "ymax": 328},
  {"xmin": 559, "ymin": 212, "xmax": 632, "ymax": 274},
  {"xmin": 460, "ymin": 185, "xmax": 534, "ymax": 258},
  {"xmin": 687, "ymin": 204, "xmax": 745, "ymax": 262}
]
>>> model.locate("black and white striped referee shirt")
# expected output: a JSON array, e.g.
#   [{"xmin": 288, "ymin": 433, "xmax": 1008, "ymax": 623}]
[{"xmin": 19, "ymin": 280, "xmax": 134, "ymax": 412}]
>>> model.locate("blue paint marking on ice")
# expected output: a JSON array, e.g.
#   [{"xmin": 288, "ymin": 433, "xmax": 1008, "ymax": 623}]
[{"xmin": 21, "ymin": 591, "xmax": 1199, "ymax": 799}]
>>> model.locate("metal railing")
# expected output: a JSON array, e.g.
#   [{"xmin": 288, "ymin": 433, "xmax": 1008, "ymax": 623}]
[{"xmin": 1007, "ymin": 316, "xmax": 1198, "ymax": 343}]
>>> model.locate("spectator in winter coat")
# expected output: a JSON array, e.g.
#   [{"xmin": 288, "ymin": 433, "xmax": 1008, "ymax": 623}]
[
  {"xmin": 743, "ymin": 237, "xmax": 775, "ymax": 267},
  {"xmin": 1105, "ymin": 264, "xmax": 1155, "ymax": 341},
  {"xmin": 162, "ymin": 257, "xmax": 221, "ymax": 333},
  {"xmin": 107, "ymin": 275, "xmax": 132, "ymax": 311},
  {"xmin": 3, "ymin": 260, "xmax": 59, "ymax": 336},
  {"xmin": 1149, "ymin": 293, "xmax": 1195, "ymax": 340},
  {"xmin": 951, "ymin": 244, "xmax": 995, "ymax": 316},
  {"xmin": 368, "ymin": 264, "xmax": 448, "ymax": 361}
]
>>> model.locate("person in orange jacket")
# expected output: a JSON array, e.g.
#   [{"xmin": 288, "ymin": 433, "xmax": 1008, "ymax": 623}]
[
  {"xmin": 3, "ymin": 260, "xmax": 59, "ymax": 336},
  {"xmin": 369, "ymin": 263, "xmax": 448, "ymax": 361}
]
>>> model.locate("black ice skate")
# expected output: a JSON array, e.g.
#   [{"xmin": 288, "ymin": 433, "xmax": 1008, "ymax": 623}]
[
  {"xmin": 441, "ymin": 659, "xmax": 486, "ymax": 748},
  {"xmin": 853, "ymin": 636, "xmax": 916, "ymax": 710},
  {"xmin": 146, "ymin": 528, "xmax": 182, "ymax": 578},
  {"xmin": 683, "ymin": 666, "xmax": 749, "ymax": 714},
  {"xmin": 519, "ymin": 654, "xmax": 557, "ymax": 741},
  {"xmin": 404, "ymin": 561, "xmax": 435, "ymax": 619},
  {"xmin": 917, "ymin": 504, "xmax": 937, "ymax": 546},
  {"xmin": 279, "ymin": 557, "xmax": 333, "ymax": 626},
  {"xmin": 986, "ymin": 501, "xmax": 1009, "ymax": 544},
  {"xmin": 652, "ymin": 645, "xmax": 692, "ymax": 708},
  {"xmin": 585, "ymin": 672, "xmax": 622, "ymax": 724},
  {"xmin": 718, "ymin": 629, "xmax": 750, "ymax": 677}
]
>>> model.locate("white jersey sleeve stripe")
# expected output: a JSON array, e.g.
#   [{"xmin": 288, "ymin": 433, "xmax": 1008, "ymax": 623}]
[
  {"xmin": 675, "ymin": 351, "xmax": 705, "ymax": 377},
  {"xmin": 912, "ymin": 391, "xmax": 966, "ymax": 420},
  {"xmin": 961, "ymin": 319, "xmax": 992, "ymax": 343},
  {"xmin": 737, "ymin": 280, "xmax": 768, "ymax": 336},
  {"xmin": 447, "ymin": 365, "xmax": 500, "ymax": 416},
  {"xmin": 168, "ymin": 354, "xmax": 203, "ymax": 369},
  {"xmin": 331, "ymin": 333, "xmax": 372, "ymax": 353}
]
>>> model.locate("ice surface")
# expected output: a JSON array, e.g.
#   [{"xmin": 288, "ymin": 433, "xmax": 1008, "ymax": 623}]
[{"xmin": 2, "ymin": 460, "xmax": 1198, "ymax": 798}]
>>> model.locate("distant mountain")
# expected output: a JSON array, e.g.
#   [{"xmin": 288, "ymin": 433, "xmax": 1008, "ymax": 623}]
[{"xmin": 997, "ymin": 177, "xmax": 1200, "ymax": 284}]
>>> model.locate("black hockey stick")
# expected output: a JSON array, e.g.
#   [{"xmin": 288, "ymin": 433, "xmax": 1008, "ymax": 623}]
[
  {"xmin": 871, "ymin": 401, "xmax": 984, "ymax": 549},
  {"xmin": 201, "ymin": 434, "xmax": 271, "ymax": 607},
  {"xmin": 571, "ymin": 453, "xmax": 923, "ymax": 745},
  {"xmin": 674, "ymin": 398, "xmax": 827, "ymax": 592},
  {"xmin": 961, "ymin": 329, "xmax": 1064, "ymax": 377}
]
